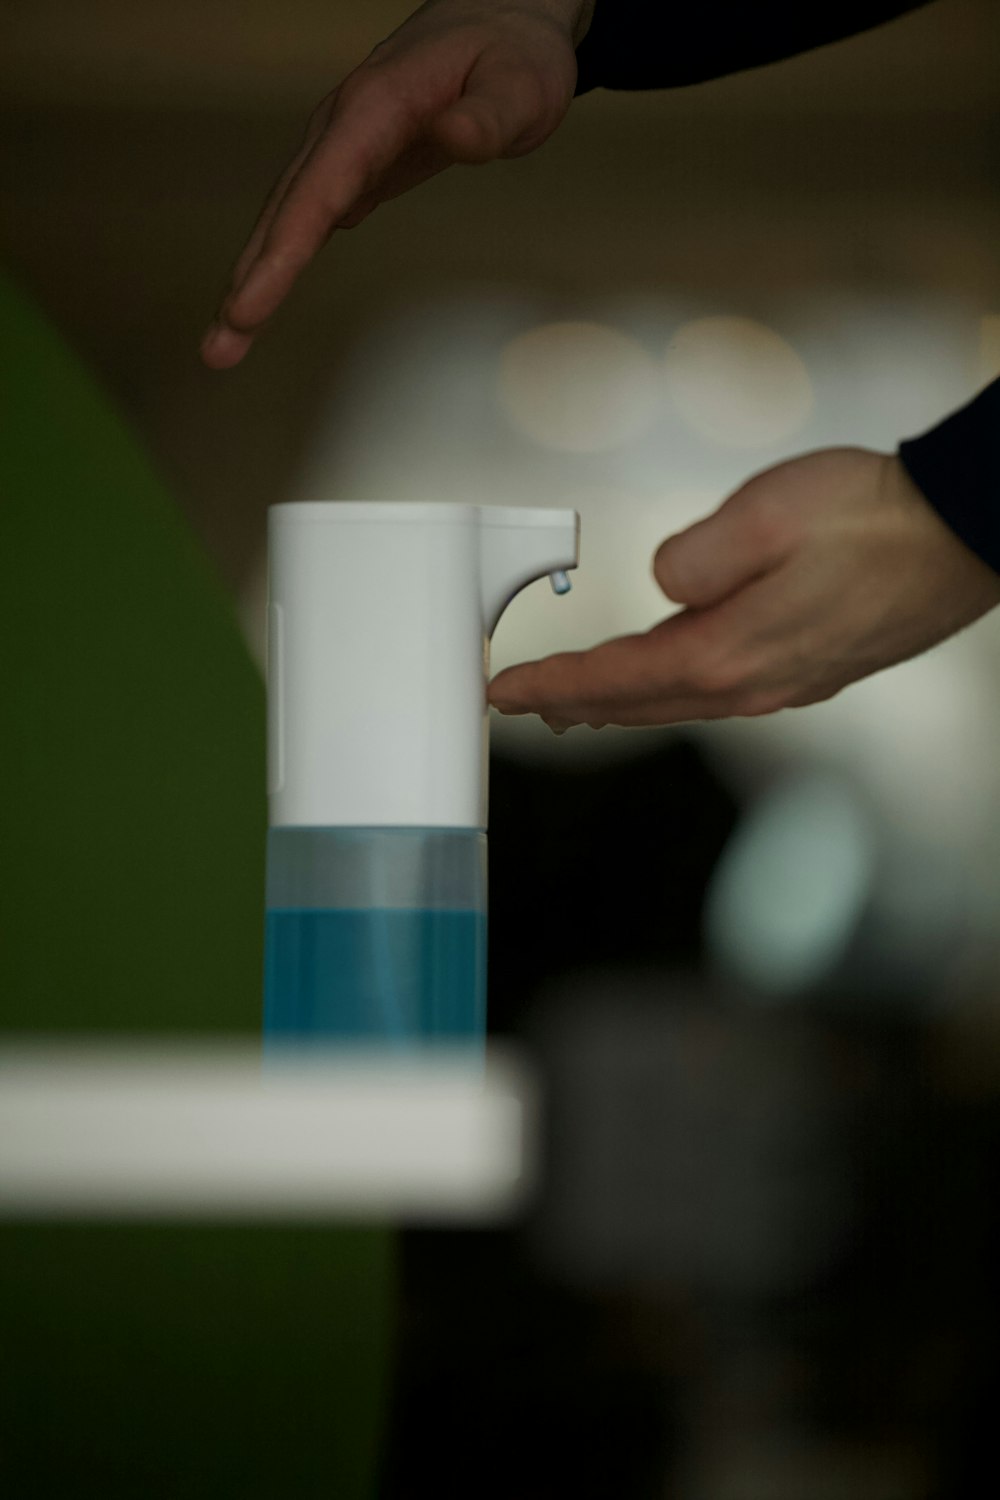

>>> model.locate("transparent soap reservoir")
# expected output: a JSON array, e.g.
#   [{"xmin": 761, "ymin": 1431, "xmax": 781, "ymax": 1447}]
[{"xmin": 264, "ymin": 827, "xmax": 487, "ymax": 1048}]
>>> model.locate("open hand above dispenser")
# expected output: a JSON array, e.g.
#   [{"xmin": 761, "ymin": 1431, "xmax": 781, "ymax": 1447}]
[
  {"xmin": 200, "ymin": 0, "xmax": 591, "ymax": 370},
  {"xmin": 489, "ymin": 448, "xmax": 1000, "ymax": 732}
]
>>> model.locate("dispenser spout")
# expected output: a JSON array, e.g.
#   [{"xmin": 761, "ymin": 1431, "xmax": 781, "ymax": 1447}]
[{"xmin": 478, "ymin": 507, "xmax": 580, "ymax": 637}]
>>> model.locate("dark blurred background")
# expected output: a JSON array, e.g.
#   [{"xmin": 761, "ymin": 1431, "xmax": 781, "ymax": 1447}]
[{"xmin": 3, "ymin": 2, "xmax": 1000, "ymax": 1496}]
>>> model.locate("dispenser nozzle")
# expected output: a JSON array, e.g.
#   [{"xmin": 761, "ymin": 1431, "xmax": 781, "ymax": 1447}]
[{"xmin": 478, "ymin": 507, "xmax": 579, "ymax": 637}]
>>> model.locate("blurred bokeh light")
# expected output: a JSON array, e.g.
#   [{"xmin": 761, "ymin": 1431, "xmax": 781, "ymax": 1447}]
[
  {"xmin": 496, "ymin": 319, "xmax": 660, "ymax": 452},
  {"xmin": 663, "ymin": 314, "xmax": 814, "ymax": 448},
  {"xmin": 705, "ymin": 771, "xmax": 877, "ymax": 999}
]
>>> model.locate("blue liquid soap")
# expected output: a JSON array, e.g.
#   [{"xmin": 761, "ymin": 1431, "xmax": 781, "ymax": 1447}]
[{"xmin": 263, "ymin": 907, "xmax": 486, "ymax": 1047}]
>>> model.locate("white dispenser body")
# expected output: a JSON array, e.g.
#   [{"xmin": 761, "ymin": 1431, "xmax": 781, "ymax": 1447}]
[{"xmin": 267, "ymin": 502, "xmax": 579, "ymax": 830}]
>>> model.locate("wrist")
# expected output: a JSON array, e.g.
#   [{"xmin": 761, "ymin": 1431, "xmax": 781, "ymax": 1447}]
[{"xmin": 519, "ymin": 0, "xmax": 595, "ymax": 46}]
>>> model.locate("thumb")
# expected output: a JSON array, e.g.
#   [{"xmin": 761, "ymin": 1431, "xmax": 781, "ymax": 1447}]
[
  {"xmin": 432, "ymin": 53, "xmax": 566, "ymax": 163},
  {"xmin": 653, "ymin": 479, "xmax": 794, "ymax": 609}
]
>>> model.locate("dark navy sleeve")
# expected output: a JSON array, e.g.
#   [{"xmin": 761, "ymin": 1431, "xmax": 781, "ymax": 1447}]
[
  {"xmin": 899, "ymin": 382, "xmax": 1000, "ymax": 575},
  {"xmin": 574, "ymin": 3, "xmax": 934, "ymax": 94}
]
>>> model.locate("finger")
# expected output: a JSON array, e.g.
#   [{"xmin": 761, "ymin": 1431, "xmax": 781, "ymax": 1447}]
[
  {"xmin": 232, "ymin": 106, "xmax": 333, "ymax": 288},
  {"xmin": 222, "ymin": 79, "xmax": 431, "ymax": 338},
  {"xmin": 338, "ymin": 137, "xmax": 454, "ymax": 226},
  {"xmin": 199, "ymin": 322, "xmax": 254, "ymax": 370},
  {"xmin": 201, "ymin": 105, "xmax": 334, "ymax": 368},
  {"xmin": 490, "ymin": 616, "xmax": 713, "ymax": 728},
  {"xmin": 653, "ymin": 483, "xmax": 795, "ymax": 609},
  {"xmin": 432, "ymin": 53, "xmax": 559, "ymax": 163}
]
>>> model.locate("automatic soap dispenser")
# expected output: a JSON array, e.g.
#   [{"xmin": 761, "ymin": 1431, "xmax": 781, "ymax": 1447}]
[{"xmin": 263, "ymin": 502, "xmax": 579, "ymax": 1047}]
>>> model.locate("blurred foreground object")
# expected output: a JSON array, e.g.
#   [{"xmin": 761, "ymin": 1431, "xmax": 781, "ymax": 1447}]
[
  {"xmin": 524, "ymin": 975, "xmax": 999, "ymax": 1499},
  {"xmin": 0, "ymin": 1043, "xmax": 531, "ymax": 1221},
  {"xmin": 0, "ymin": 271, "xmax": 391, "ymax": 1499},
  {"xmin": 533, "ymin": 981, "xmax": 853, "ymax": 1294}
]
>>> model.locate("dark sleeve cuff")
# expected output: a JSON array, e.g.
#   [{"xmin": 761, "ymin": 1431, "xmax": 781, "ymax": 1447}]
[
  {"xmin": 575, "ymin": 2, "xmax": 932, "ymax": 95},
  {"xmin": 898, "ymin": 379, "xmax": 1000, "ymax": 575}
]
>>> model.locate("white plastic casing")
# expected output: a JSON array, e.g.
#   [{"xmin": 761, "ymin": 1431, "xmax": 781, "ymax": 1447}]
[{"xmin": 267, "ymin": 503, "xmax": 579, "ymax": 830}]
